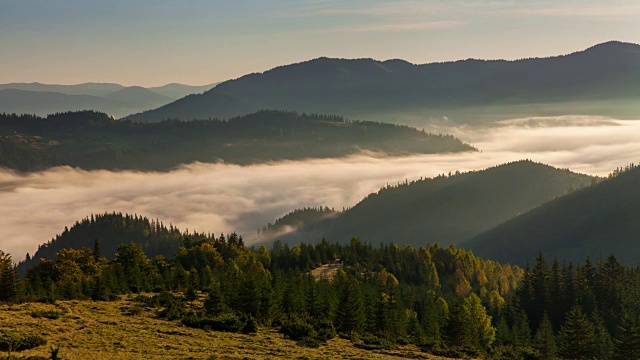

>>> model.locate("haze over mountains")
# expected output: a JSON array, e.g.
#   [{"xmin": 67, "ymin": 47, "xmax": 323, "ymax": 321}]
[
  {"xmin": 127, "ymin": 41, "xmax": 640, "ymax": 124},
  {"xmin": 0, "ymin": 82, "xmax": 216, "ymax": 118}
]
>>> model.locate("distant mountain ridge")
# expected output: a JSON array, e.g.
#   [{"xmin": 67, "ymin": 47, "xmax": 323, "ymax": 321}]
[
  {"xmin": 464, "ymin": 164, "xmax": 640, "ymax": 265},
  {"xmin": 260, "ymin": 160, "xmax": 594, "ymax": 248},
  {"xmin": 0, "ymin": 82, "xmax": 217, "ymax": 117},
  {"xmin": 0, "ymin": 110, "xmax": 475, "ymax": 171},
  {"xmin": 127, "ymin": 41, "xmax": 640, "ymax": 123}
]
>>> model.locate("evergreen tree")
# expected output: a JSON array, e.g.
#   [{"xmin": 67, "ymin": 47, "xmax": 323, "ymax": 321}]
[
  {"xmin": 204, "ymin": 283, "xmax": 229, "ymax": 316},
  {"xmin": 613, "ymin": 312, "xmax": 640, "ymax": 359},
  {"xmin": 445, "ymin": 301, "xmax": 466, "ymax": 347},
  {"xmin": 335, "ymin": 279, "xmax": 365, "ymax": 336},
  {"xmin": 0, "ymin": 251, "xmax": 18, "ymax": 302},
  {"xmin": 557, "ymin": 305, "xmax": 596, "ymax": 360},
  {"xmin": 93, "ymin": 238, "xmax": 101, "ymax": 262},
  {"xmin": 534, "ymin": 312, "xmax": 556, "ymax": 360},
  {"xmin": 592, "ymin": 309, "xmax": 613, "ymax": 360}
]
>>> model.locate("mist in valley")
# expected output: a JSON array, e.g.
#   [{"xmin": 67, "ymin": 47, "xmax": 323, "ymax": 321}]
[{"xmin": 2, "ymin": 116, "xmax": 640, "ymax": 261}]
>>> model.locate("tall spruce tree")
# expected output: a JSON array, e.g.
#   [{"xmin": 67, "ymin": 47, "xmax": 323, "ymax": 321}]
[
  {"xmin": 534, "ymin": 312, "xmax": 557, "ymax": 360},
  {"xmin": 557, "ymin": 305, "xmax": 596, "ymax": 360},
  {"xmin": 0, "ymin": 251, "xmax": 18, "ymax": 302},
  {"xmin": 613, "ymin": 312, "xmax": 640, "ymax": 359}
]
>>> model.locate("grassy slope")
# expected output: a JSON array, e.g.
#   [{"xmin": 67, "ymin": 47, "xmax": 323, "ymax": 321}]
[{"xmin": 0, "ymin": 297, "xmax": 450, "ymax": 360}]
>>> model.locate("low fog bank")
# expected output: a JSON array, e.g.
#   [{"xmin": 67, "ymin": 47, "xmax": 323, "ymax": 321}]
[{"xmin": 2, "ymin": 117, "xmax": 640, "ymax": 261}]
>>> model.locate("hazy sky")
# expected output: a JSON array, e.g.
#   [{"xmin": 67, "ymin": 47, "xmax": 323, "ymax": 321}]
[{"xmin": 2, "ymin": 0, "xmax": 639, "ymax": 86}]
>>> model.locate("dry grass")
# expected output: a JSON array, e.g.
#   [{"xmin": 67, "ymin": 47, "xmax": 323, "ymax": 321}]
[
  {"xmin": 0, "ymin": 297, "xmax": 454, "ymax": 360},
  {"xmin": 310, "ymin": 264, "xmax": 342, "ymax": 281}
]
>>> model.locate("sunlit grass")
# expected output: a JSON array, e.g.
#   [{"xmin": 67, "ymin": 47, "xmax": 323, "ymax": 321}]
[{"xmin": 0, "ymin": 297, "xmax": 450, "ymax": 359}]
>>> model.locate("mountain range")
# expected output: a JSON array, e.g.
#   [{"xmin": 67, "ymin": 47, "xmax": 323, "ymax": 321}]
[
  {"xmin": 0, "ymin": 82, "xmax": 216, "ymax": 118},
  {"xmin": 127, "ymin": 41, "xmax": 640, "ymax": 124}
]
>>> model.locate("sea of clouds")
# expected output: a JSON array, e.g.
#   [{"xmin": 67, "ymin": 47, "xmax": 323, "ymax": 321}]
[{"xmin": 2, "ymin": 116, "xmax": 640, "ymax": 261}]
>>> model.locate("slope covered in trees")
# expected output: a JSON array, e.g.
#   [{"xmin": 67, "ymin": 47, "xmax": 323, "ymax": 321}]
[
  {"xmin": 265, "ymin": 161, "xmax": 594, "ymax": 248},
  {"xmin": 0, "ymin": 110, "xmax": 475, "ymax": 171},
  {"xmin": 127, "ymin": 41, "xmax": 640, "ymax": 123},
  {"xmin": 464, "ymin": 164, "xmax": 640, "ymax": 265},
  {"xmin": 3, "ymin": 217, "xmax": 522, "ymax": 358},
  {"xmin": 15, "ymin": 212, "xmax": 197, "ymax": 276}
]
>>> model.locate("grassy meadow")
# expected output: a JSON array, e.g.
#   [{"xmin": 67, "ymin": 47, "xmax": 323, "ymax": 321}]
[{"xmin": 0, "ymin": 296, "xmax": 452, "ymax": 360}]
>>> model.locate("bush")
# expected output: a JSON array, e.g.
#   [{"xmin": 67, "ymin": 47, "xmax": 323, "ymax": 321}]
[
  {"xmin": 183, "ymin": 312, "xmax": 247, "ymax": 333},
  {"xmin": 279, "ymin": 315, "xmax": 336, "ymax": 347},
  {"xmin": 241, "ymin": 315, "xmax": 258, "ymax": 334},
  {"xmin": 355, "ymin": 333, "xmax": 395, "ymax": 351},
  {"xmin": 0, "ymin": 331, "xmax": 47, "ymax": 352},
  {"xmin": 30, "ymin": 310, "xmax": 63, "ymax": 320},
  {"xmin": 280, "ymin": 316, "xmax": 315, "ymax": 341},
  {"xmin": 425, "ymin": 344, "xmax": 480, "ymax": 359}
]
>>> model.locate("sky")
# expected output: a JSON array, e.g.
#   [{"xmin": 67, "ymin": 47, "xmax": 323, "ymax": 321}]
[
  {"xmin": 1, "ymin": 0, "xmax": 640, "ymax": 86},
  {"xmin": 2, "ymin": 116, "xmax": 640, "ymax": 261}
]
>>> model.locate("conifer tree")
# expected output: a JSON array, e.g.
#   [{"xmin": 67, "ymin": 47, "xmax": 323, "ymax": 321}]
[
  {"xmin": 557, "ymin": 305, "xmax": 596, "ymax": 360},
  {"xmin": 592, "ymin": 309, "xmax": 613, "ymax": 360},
  {"xmin": 533, "ymin": 312, "xmax": 556, "ymax": 360},
  {"xmin": 613, "ymin": 312, "xmax": 640, "ymax": 359},
  {"xmin": 0, "ymin": 251, "xmax": 18, "ymax": 303}
]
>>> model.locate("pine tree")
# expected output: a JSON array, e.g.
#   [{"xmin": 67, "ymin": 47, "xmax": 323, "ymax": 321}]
[
  {"xmin": 557, "ymin": 305, "xmax": 596, "ymax": 360},
  {"xmin": 445, "ymin": 301, "xmax": 466, "ymax": 347},
  {"xmin": 534, "ymin": 312, "xmax": 556, "ymax": 360},
  {"xmin": 204, "ymin": 283, "xmax": 229, "ymax": 316},
  {"xmin": 592, "ymin": 309, "xmax": 613, "ymax": 360},
  {"xmin": 0, "ymin": 251, "xmax": 18, "ymax": 303},
  {"xmin": 613, "ymin": 312, "xmax": 640, "ymax": 359},
  {"xmin": 335, "ymin": 279, "xmax": 364, "ymax": 336},
  {"xmin": 93, "ymin": 238, "xmax": 101, "ymax": 262}
]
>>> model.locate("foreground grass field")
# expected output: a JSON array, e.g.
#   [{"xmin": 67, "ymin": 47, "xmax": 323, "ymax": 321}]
[{"xmin": 0, "ymin": 297, "xmax": 453, "ymax": 360}]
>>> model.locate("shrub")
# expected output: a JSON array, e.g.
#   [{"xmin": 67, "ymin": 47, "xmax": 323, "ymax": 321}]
[
  {"xmin": 279, "ymin": 315, "xmax": 336, "ymax": 347},
  {"xmin": 30, "ymin": 310, "xmax": 63, "ymax": 320},
  {"xmin": 183, "ymin": 312, "xmax": 247, "ymax": 333},
  {"xmin": 241, "ymin": 315, "xmax": 258, "ymax": 334},
  {"xmin": 0, "ymin": 331, "xmax": 47, "ymax": 352}
]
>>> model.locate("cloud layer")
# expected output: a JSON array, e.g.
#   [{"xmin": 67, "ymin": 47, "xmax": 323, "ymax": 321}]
[{"xmin": 2, "ymin": 117, "xmax": 640, "ymax": 261}]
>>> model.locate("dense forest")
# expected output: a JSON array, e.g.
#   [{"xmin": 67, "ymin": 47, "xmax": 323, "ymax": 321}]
[
  {"xmin": 466, "ymin": 163, "xmax": 640, "ymax": 265},
  {"xmin": 263, "ymin": 160, "xmax": 594, "ymax": 248},
  {"xmin": 0, "ymin": 110, "xmax": 475, "ymax": 172}
]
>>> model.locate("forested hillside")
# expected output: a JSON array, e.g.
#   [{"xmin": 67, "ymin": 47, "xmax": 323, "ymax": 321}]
[
  {"xmin": 15, "ymin": 213, "xmax": 194, "ymax": 275},
  {"xmin": 2, "ymin": 216, "xmax": 521, "ymax": 358},
  {"xmin": 264, "ymin": 160, "xmax": 594, "ymax": 247},
  {"xmin": 127, "ymin": 41, "xmax": 640, "ymax": 123},
  {"xmin": 0, "ymin": 110, "xmax": 475, "ymax": 171},
  {"xmin": 465, "ymin": 164, "xmax": 640, "ymax": 265}
]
